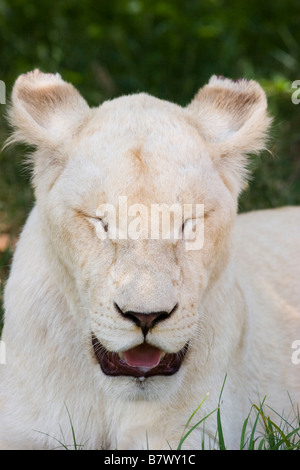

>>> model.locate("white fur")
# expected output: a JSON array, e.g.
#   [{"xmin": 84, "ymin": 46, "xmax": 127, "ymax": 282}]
[{"xmin": 0, "ymin": 71, "xmax": 299, "ymax": 449}]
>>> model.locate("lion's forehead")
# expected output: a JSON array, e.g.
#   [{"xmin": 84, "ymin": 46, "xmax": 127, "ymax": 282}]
[
  {"xmin": 67, "ymin": 140, "xmax": 216, "ymax": 212},
  {"xmin": 66, "ymin": 97, "xmax": 217, "ymax": 209},
  {"xmin": 74, "ymin": 94, "xmax": 208, "ymax": 163}
]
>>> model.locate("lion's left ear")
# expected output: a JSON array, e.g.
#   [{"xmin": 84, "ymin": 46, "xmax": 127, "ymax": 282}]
[{"xmin": 186, "ymin": 76, "xmax": 272, "ymax": 192}]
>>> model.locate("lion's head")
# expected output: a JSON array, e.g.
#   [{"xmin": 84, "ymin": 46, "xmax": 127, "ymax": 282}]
[{"xmin": 8, "ymin": 70, "xmax": 270, "ymax": 400}]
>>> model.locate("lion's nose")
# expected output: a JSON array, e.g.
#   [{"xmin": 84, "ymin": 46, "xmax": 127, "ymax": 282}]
[{"xmin": 114, "ymin": 302, "xmax": 178, "ymax": 337}]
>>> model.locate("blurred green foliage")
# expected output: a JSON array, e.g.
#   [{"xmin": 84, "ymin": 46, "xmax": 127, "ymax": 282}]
[
  {"xmin": 1, "ymin": 0, "xmax": 300, "ymax": 229},
  {"xmin": 0, "ymin": 0, "xmax": 300, "ymax": 324},
  {"xmin": 1, "ymin": 0, "xmax": 300, "ymax": 105}
]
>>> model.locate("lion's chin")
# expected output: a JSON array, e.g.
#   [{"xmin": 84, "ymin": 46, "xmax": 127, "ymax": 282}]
[{"xmin": 92, "ymin": 334, "xmax": 189, "ymax": 378}]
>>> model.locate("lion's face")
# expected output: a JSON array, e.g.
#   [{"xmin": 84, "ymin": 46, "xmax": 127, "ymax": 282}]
[
  {"xmin": 39, "ymin": 95, "xmax": 235, "ymax": 397},
  {"xmin": 9, "ymin": 71, "xmax": 269, "ymax": 398}
]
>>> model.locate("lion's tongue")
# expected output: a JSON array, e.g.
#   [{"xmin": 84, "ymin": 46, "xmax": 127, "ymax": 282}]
[{"xmin": 124, "ymin": 343, "xmax": 162, "ymax": 369}]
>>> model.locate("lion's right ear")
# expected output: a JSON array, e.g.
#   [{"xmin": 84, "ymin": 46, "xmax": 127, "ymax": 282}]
[{"xmin": 6, "ymin": 69, "xmax": 89, "ymax": 149}]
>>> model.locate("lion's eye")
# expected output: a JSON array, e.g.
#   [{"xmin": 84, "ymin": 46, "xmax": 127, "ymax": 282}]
[
  {"xmin": 181, "ymin": 218, "xmax": 197, "ymax": 237},
  {"xmin": 181, "ymin": 216, "xmax": 206, "ymax": 250},
  {"xmin": 86, "ymin": 216, "xmax": 109, "ymax": 238},
  {"xmin": 181, "ymin": 207, "xmax": 211, "ymax": 235},
  {"xmin": 181, "ymin": 213, "xmax": 207, "ymax": 243},
  {"xmin": 100, "ymin": 219, "xmax": 108, "ymax": 233}
]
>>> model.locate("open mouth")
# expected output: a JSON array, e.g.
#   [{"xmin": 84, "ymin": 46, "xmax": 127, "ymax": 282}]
[{"xmin": 92, "ymin": 334, "xmax": 188, "ymax": 378}]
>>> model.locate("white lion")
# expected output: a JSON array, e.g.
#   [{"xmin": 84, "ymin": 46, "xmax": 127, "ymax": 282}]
[{"xmin": 0, "ymin": 70, "xmax": 299, "ymax": 449}]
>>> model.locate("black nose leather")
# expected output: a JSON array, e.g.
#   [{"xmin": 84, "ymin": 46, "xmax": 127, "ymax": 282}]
[{"xmin": 114, "ymin": 303, "xmax": 178, "ymax": 336}]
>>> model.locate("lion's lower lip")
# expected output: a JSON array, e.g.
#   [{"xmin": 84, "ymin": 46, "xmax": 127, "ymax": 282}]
[{"xmin": 91, "ymin": 334, "xmax": 188, "ymax": 378}]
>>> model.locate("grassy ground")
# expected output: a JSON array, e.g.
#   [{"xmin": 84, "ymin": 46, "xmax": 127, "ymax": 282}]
[
  {"xmin": 37, "ymin": 385, "xmax": 300, "ymax": 449},
  {"xmin": 180, "ymin": 388, "xmax": 300, "ymax": 450}
]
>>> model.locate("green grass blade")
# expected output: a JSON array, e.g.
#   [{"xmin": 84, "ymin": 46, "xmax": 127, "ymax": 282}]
[
  {"xmin": 216, "ymin": 374, "xmax": 227, "ymax": 450},
  {"xmin": 266, "ymin": 416, "xmax": 292, "ymax": 449},
  {"xmin": 64, "ymin": 403, "xmax": 78, "ymax": 450},
  {"xmin": 33, "ymin": 429, "xmax": 70, "ymax": 450},
  {"xmin": 186, "ymin": 392, "xmax": 210, "ymax": 428},
  {"xmin": 216, "ymin": 406, "xmax": 226, "ymax": 450},
  {"xmin": 257, "ymin": 438, "xmax": 265, "ymax": 450},
  {"xmin": 177, "ymin": 408, "xmax": 218, "ymax": 450},
  {"xmin": 248, "ymin": 397, "xmax": 266, "ymax": 449},
  {"xmin": 177, "ymin": 392, "xmax": 210, "ymax": 450},
  {"xmin": 239, "ymin": 409, "xmax": 252, "ymax": 450}
]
